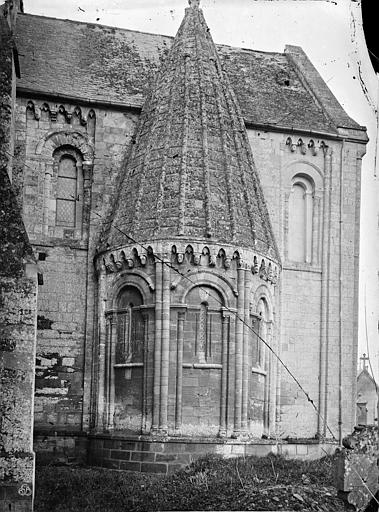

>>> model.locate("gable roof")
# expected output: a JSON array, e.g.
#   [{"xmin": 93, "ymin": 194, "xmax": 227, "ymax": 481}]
[
  {"xmin": 357, "ymin": 368, "xmax": 378, "ymax": 389},
  {"xmin": 15, "ymin": 12, "xmax": 364, "ymax": 136}
]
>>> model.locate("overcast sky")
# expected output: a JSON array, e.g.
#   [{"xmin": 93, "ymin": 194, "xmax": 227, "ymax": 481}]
[{"xmin": 25, "ymin": 0, "xmax": 379, "ymax": 377}]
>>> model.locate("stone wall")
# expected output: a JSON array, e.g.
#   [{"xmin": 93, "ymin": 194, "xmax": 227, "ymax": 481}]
[
  {"xmin": 14, "ymin": 96, "xmax": 139, "ymax": 436},
  {"xmin": 87, "ymin": 435, "xmax": 337, "ymax": 474},
  {"xmin": 33, "ymin": 432, "xmax": 87, "ymax": 466},
  {"xmin": 248, "ymin": 128, "xmax": 365, "ymax": 440},
  {"xmin": 13, "ymin": 92, "xmax": 365, "ymax": 461},
  {"xmin": 97, "ymin": 242, "xmax": 278, "ymax": 439}
]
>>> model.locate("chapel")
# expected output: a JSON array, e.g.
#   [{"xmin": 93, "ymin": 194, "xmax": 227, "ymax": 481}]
[
  {"xmin": 357, "ymin": 354, "xmax": 378, "ymax": 425},
  {"xmin": 0, "ymin": 0, "xmax": 368, "ymax": 488}
]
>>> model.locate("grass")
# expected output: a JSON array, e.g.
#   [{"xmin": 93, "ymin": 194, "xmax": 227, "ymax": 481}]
[{"xmin": 34, "ymin": 453, "xmax": 346, "ymax": 511}]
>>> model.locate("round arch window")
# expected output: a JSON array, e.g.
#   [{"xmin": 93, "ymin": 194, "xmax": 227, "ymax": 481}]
[{"xmin": 115, "ymin": 286, "xmax": 144, "ymax": 364}]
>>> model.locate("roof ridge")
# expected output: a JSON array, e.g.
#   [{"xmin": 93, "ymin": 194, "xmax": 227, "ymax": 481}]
[
  {"xmin": 19, "ymin": 11, "xmax": 175, "ymax": 40},
  {"xmin": 16, "ymin": 13, "xmax": 365, "ymax": 137},
  {"xmin": 285, "ymin": 45, "xmax": 362, "ymax": 132},
  {"xmin": 19, "ymin": 12, "xmax": 287, "ymax": 57}
]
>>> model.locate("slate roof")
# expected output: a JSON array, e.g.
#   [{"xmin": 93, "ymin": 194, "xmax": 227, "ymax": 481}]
[
  {"xmin": 15, "ymin": 12, "xmax": 363, "ymax": 135},
  {"xmin": 101, "ymin": 2, "xmax": 279, "ymax": 257}
]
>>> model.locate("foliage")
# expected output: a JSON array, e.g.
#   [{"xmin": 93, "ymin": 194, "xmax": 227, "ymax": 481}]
[{"xmin": 35, "ymin": 453, "xmax": 346, "ymax": 511}]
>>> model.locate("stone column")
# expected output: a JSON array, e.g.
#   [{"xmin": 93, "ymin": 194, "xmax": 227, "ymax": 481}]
[
  {"xmin": 42, "ymin": 163, "xmax": 53, "ymax": 236},
  {"xmin": 96, "ymin": 263, "xmax": 108, "ymax": 430},
  {"xmin": 267, "ymin": 321, "xmax": 276, "ymax": 435},
  {"xmin": 305, "ymin": 190, "xmax": 313, "ymax": 263},
  {"xmin": 233, "ymin": 262, "xmax": 245, "ymax": 436},
  {"xmin": 319, "ymin": 146, "xmax": 331, "ymax": 438},
  {"xmin": 104, "ymin": 312, "xmax": 116, "ymax": 430},
  {"xmin": 141, "ymin": 310, "xmax": 149, "ymax": 434},
  {"xmin": 152, "ymin": 257, "xmax": 162, "ymax": 431},
  {"xmin": 175, "ymin": 309, "xmax": 186, "ymax": 433},
  {"xmin": 76, "ymin": 161, "xmax": 83, "ymax": 232},
  {"xmin": 312, "ymin": 196, "xmax": 321, "ymax": 265},
  {"xmin": 219, "ymin": 310, "xmax": 230, "ymax": 436},
  {"xmin": 228, "ymin": 313, "xmax": 236, "ymax": 434},
  {"xmin": 241, "ymin": 265, "xmax": 251, "ymax": 432},
  {"xmin": 82, "ymin": 161, "xmax": 93, "ymax": 241},
  {"xmin": 159, "ymin": 255, "xmax": 170, "ymax": 432}
]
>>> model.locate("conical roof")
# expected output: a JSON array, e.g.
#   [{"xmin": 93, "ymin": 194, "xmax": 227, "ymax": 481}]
[{"xmin": 101, "ymin": 0, "xmax": 278, "ymax": 259}]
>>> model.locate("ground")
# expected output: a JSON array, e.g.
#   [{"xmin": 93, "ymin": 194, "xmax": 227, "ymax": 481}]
[{"xmin": 34, "ymin": 453, "xmax": 348, "ymax": 511}]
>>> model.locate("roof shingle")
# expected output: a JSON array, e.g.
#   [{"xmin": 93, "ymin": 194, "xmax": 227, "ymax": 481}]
[
  {"xmin": 101, "ymin": 3, "xmax": 279, "ymax": 258},
  {"xmin": 15, "ymin": 13, "xmax": 362, "ymax": 134}
]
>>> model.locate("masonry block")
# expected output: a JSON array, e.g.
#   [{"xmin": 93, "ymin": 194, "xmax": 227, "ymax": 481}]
[{"xmin": 141, "ymin": 462, "xmax": 168, "ymax": 474}]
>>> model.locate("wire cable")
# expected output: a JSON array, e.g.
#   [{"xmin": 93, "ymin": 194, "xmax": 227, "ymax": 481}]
[{"xmin": 93, "ymin": 209, "xmax": 338, "ymax": 441}]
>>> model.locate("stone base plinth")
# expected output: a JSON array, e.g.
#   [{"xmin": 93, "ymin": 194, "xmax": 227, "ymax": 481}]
[
  {"xmin": 33, "ymin": 430, "xmax": 88, "ymax": 465},
  {"xmin": 87, "ymin": 434, "xmax": 337, "ymax": 474}
]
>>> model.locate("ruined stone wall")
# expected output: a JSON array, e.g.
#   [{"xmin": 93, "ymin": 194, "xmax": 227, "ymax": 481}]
[
  {"xmin": 0, "ymin": 3, "xmax": 15, "ymax": 182},
  {"xmin": 248, "ymin": 128, "xmax": 364, "ymax": 440},
  {"xmin": 337, "ymin": 425, "xmax": 379, "ymax": 511},
  {"xmin": 14, "ymin": 95, "xmax": 139, "ymax": 438},
  {"xmin": 0, "ymin": 264, "xmax": 37, "ymax": 509},
  {"xmin": 0, "ymin": 4, "xmax": 38, "ymax": 509}
]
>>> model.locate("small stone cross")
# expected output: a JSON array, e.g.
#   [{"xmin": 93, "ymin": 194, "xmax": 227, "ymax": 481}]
[{"xmin": 360, "ymin": 353, "xmax": 369, "ymax": 370}]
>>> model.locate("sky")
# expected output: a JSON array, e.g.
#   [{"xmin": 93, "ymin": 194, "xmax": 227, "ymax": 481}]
[{"xmin": 24, "ymin": 0, "xmax": 379, "ymax": 379}]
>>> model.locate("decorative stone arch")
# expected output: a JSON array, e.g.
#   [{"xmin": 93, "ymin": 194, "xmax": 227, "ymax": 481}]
[
  {"xmin": 109, "ymin": 270, "xmax": 155, "ymax": 309},
  {"xmin": 173, "ymin": 271, "xmax": 232, "ymax": 437},
  {"xmin": 284, "ymin": 159, "xmax": 323, "ymax": 190},
  {"xmin": 284, "ymin": 160, "xmax": 323, "ymax": 265},
  {"xmin": 174, "ymin": 269, "xmax": 237, "ymax": 308},
  {"xmin": 250, "ymin": 284, "xmax": 274, "ymax": 368},
  {"xmin": 251, "ymin": 283, "xmax": 277, "ymax": 435},
  {"xmin": 35, "ymin": 130, "xmax": 94, "ymax": 239},
  {"xmin": 252, "ymin": 284, "xmax": 275, "ymax": 321},
  {"xmin": 36, "ymin": 129, "xmax": 94, "ymax": 162},
  {"xmin": 102, "ymin": 269, "xmax": 152, "ymax": 434}
]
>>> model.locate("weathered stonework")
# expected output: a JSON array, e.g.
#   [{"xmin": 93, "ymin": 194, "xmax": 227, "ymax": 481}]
[
  {"xmin": 0, "ymin": 0, "xmax": 368, "ymax": 474},
  {"xmin": 336, "ymin": 426, "xmax": 379, "ymax": 511},
  {"xmin": 249, "ymin": 128, "xmax": 366, "ymax": 440},
  {"xmin": 15, "ymin": 97, "xmax": 140, "ymax": 438},
  {"xmin": 0, "ymin": 2, "xmax": 38, "ymax": 510},
  {"xmin": 93, "ymin": 4, "xmax": 281, "ymax": 448},
  {"xmin": 87, "ymin": 435, "xmax": 336, "ymax": 474}
]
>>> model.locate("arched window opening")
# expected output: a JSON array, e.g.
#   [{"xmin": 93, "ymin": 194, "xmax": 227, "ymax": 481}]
[
  {"xmin": 56, "ymin": 155, "xmax": 77, "ymax": 227},
  {"xmin": 288, "ymin": 175, "xmax": 314, "ymax": 263},
  {"xmin": 180, "ymin": 284, "xmax": 225, "ymax": 435},
  {"xmin": 185, "ymin": 286, "xmax": 223, "ymax": 365},
  {"xmin": 251, "ymin": 296, "xmax": 274, "ymax": 435},
  {"xmin": 108, "ymin": 285, "xmax": 146, "ymax": 433},
  {"xmin": 115, "ymin": 286, "xmax": 144, "ymax": 364},
  {"xmin": 53, "ymin": 146, "xmax": 84, "ymax": 233},
  {"xmin": 253, "ymin": 298, "xmax": 270, "ymax": 368}
]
